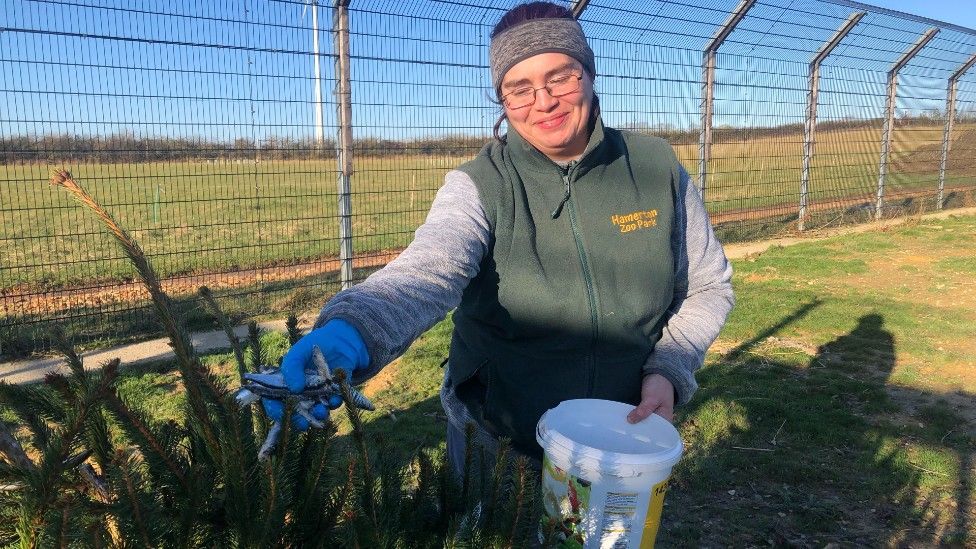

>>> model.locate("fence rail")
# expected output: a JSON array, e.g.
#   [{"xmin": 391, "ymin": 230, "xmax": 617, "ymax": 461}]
[{"xmin": 1, "ymin": 0, "xmax": 975, "ymax": 359}]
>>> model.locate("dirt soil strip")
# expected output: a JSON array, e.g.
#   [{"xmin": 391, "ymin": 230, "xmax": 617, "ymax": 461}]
[
  {"xmin": 4, "ymin": 206, "xmax": 975, "ymax": 384},
  {"xmin": 1, "ymin": 251, "xmax": 401, "ymax": 317},
  {"xmin": 709, "ymin": 185, "xmax": 975, "ymax": 225}
]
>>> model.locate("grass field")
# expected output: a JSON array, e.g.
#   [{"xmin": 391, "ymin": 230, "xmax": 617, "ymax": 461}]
[
  {"xmin": 2, "ymin": 123, "xmax": 974, "ymax": 358},
  {"xmin": 2, "ymin": 123, "xmax": 974, "ymax": 292},
  {"xmin": 83, "ymin": 212, "xmax": 976, "ymax": 545}
]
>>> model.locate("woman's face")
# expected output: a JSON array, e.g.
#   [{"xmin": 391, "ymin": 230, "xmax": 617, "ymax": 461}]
[{"xmin": 500, "ymin": 52, "xmax": 594, "ymax": 162}]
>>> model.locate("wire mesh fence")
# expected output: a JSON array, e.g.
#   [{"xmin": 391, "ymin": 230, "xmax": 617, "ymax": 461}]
[{"xmin": 1, "ymin": 0, "xmax": 975, "ymax": 359}]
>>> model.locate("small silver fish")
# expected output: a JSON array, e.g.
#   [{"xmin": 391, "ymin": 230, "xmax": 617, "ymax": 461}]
[{"xmin": 236, "ymin": 346, "xmax": 375, "ymax": 460}]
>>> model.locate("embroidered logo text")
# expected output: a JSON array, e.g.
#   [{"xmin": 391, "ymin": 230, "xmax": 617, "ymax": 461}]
[{"xmin": 611, "ymin": 209, "xmax": 658, "ymax": 234}]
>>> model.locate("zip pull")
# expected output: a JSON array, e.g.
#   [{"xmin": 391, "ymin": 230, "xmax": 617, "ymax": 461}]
[{"xmin": 551, "ymin": 173, "xmax": 572, "ymax": 219}]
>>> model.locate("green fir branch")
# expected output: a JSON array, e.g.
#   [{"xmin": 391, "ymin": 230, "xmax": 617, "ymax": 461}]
[
  {"xmin": 49, "ymin": 169, "xmax": 227, "ymax": 458},
  {"xmin": 115, "ymin": 454, "xmax": 153, "ymax": 547},
  {"xmin": 247, "ymin": 321, "xmax": 263, "ymax": 372},
  {"xmin": 197, "ymin": 287, "xmax": 247, "ymax": 384},
  {"xmin": 336, "ymin": 369, "xmax": 379, "ymax": 535},
  {"xmin": 0, "ymin": 382, "xmax": 57, "ymax": 449},
  {"xmin": 51, "ymin": 328, "xmax": 87, "ymax": 384},
  {"xmin": 484, "ymin": 437, "xmax": 511, "ymax": 531},
  {"xmin": 285, "ymin": 315, "xmax": 303, "ymax": 346},
  {"xmin": 103, "ymin": 391, "xmax": 188, "ymax": 493}
]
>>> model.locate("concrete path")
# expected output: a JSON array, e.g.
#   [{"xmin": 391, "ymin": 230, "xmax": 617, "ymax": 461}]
[
  {"xmin": 0, "ymin": 317, "xmax": 308, "ymax": 385},
  {"xmin": 3, "ymin": 207, "xmax": 974, "ymax": 385}
]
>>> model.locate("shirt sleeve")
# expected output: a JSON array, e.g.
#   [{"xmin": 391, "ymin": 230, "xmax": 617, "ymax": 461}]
[
  {"xmin": 313, "ymin": 170, "xmax": 491, "ymax": 384},
  {"xmin": 642, "ymin": 164, "xmax": 735, "ymax": 405}
]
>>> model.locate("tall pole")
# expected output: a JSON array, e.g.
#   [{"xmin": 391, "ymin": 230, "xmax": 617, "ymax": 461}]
[
  {"xmin": 800, "ymin": 12, "xmax": 864, "ymax": 231},
  {"xmin": 333, "ymin": 0, "xmax": 354, "ymax": 289},
  {"xmin": 876, "ymin": 28, "xmax": 938, "ymax": 220},
  {"xmin": 699, "ymin": 0, "xmax": 756, "ymax": 201},
  {"xmin": 938, "ymin": 52, "xmax": 976, "ymax": 210},
  {"xmin": 569, "ymin": 0, "xmax": 590, "ymax": 18},
  {"xmin": 311, "ymin": 1, "xmax": 325, "ymax": 147}
]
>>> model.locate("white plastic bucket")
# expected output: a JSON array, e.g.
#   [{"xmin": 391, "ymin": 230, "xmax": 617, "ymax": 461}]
[{"xmin": 536, "ymin": 399, "xmax": 683, "ymax": 549}]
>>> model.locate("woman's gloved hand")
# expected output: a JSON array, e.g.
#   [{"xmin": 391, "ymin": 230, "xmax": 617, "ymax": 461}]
[{"xmin": 261, "ymin": 318, "xmax": 370, "ymax": 430}]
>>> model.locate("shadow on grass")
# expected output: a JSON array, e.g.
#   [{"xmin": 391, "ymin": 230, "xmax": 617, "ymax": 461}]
[
  {"xmin": 43, "ymin": 302, "xmax": 971, "ymax": 545},
  {"xmin": 658, "ymin": 306, "xmax": 973, "ymax": 546},
  {"xmin": 311, "ymin": 302, "xmax": 972, "ymax": 545}
]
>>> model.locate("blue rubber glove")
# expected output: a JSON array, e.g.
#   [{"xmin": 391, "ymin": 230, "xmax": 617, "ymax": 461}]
[{"xmin": 262, "ymin": 319, "xmax": 370, "ymax": 430}]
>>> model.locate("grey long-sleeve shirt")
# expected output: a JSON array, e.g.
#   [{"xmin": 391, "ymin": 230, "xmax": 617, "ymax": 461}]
[{"xmin": 315, "ymin": 163, "xmax": 734, "ymax": 420}]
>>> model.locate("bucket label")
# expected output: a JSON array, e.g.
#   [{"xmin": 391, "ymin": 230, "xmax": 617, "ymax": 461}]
[
  {"xmin": 598, "ymin": 491, "xmax": 639, "ymax": 545},
  {"xmin": 541, "ymin": 456, "xmax": 591, "ymax": 547},
  {"xmin": 638, "ymin": 478, "xmax": 670, "ymax": 549}
]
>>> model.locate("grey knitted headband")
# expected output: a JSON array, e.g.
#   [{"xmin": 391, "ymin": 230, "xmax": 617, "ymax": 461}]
[{"xmin": 489, "ymin": 18, "xmax": 596, "ymax": 95}]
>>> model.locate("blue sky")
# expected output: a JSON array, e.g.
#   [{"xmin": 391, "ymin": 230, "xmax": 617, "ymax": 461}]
[
  {"xmin": 1, "ymin": 0, "xmax": 975, "ymax": 142},
  {"xmin": 872, "ymin": 0, "xmax": 976, "ymax": 30}
]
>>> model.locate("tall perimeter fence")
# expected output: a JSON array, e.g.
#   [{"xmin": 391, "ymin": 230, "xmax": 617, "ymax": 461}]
[{"xmin": 2, "ymin": 0, "xmax": 975, "ymax": 359}]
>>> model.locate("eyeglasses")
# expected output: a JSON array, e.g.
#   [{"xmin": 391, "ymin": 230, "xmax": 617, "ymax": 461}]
[{"xmin": 500, "ymin": 73, "xmax": 583, "ymax": 109}]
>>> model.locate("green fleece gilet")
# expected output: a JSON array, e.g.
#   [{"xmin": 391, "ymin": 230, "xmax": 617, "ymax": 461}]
[{"xmin": 450, "ymin": 118, "xmax": 679, "ymax": 456}]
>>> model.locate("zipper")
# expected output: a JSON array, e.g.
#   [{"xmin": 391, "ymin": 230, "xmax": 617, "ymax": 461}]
[{"xmin": 562, "ymin": 165, "xmax": 600, "ymax": 396}]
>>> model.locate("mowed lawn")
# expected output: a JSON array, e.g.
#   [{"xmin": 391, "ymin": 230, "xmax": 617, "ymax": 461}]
[
  {"xmin": 96, "ymin": 213, "xmax": 976, "ymax": 545},
  {"xmin": 1, "ymin": 123, "xmax": 972, "ymax": 291}
]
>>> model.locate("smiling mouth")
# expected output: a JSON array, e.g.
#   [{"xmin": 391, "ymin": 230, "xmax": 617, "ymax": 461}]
[{"xmin": 535, "ymin": 113, "xmax": 568, "ymax": 130}]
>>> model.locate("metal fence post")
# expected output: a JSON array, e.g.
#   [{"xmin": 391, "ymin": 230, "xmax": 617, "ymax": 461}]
[
  {"xmin": 876, "ymin": 28, "xmax": 939, "ymax": 220},
  {"xmin": 699, "ymin": 0, "xmax": 755, "ymax": 202},
  {"xmin": 333, "ymin": 0, "xmax": 354, "ymax": 290},
  {"xmin": 800, "ymin": 12, "xmax": 864, "ymax": 232},
  {"xmin": 938, "ymin": 52, "xmax": 976, "ymax": 209},
  {"xmin": 570, "ymin": 0, "xmax": 590, "ymax": 18}
]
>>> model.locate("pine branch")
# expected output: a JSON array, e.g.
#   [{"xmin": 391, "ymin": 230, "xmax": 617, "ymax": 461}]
[
  {"xmin": 0, "ymin": 382, "xmax": 56, "ymax": 448},
  {"xmin": 49, "ymin": 169, "xmax": 227, "ymax": 457},
  {"xmin": 118, "ymin": 456, "xmax": 152, "ymax": 547},
  {"xmin": 286, "ymin": 315, "xmax": 303, "ymax": 346},
  {"xmin": 51, "ymin": 333, "xmax": 117, "ymax": 471},
  {"xmin": 256, "ymin": 404, "xmax": 296, "ymax": 547},
  {"xmin": 376, "ymin": 439, "xmax": 406, "ymax": 542},
  {"xmin": 293, "ymin": 425, "xmax": 335, "ymax": 513},
  {"xmin": 103, "ymin": 391, "xmax": 188, "ymax": 492},
  {"xmin": 81, "ymin": 405, "xmax": 114, "ymax": 476},
  {"xmin": 20, "ymin": 360, "xmax": 119, "ymax": 546},
  {"xmin": 196, "ymin": 289, "xmax": 262, "ymax": 543},
  {"xmin": 506, "ymin": 457, "xmax": 529, "ymax": 548},
  {"xmin": 304, "ymin": 450, "xmax": 356, "ymax": 547},
  {"xmin": 406, "ymin": 449, "xmax": 441, "ymax": 539},
  {"xmin": 248, "ymin": 321, "xmax": 263, "ymax": 372},
  {"xmin": 484, "ymin": 437, "xmax": 510, "ymax": 530},
  {"xmin": 50, "ymin": 328, "xmax": 86, "ymax": 384},
  {"xmin": 197, "ymin": 287, "xmax": 247, "ymax": 384},
  {"xmin": 336, "ymin": 369, "xmax": 379, "ymax": 534},
  {"xmin": 505, "ymin": 456, "xmax": 537, "ymax": 548}
]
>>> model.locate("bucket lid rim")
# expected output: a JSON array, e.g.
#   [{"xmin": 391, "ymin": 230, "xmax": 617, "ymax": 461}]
[
  {"xmin": 540, "ymin": 428, "xmax": 684, "ymax": 469},
  {"xmin": 536, "ymin": 399, "xmax": 684, "ymax": 470}
]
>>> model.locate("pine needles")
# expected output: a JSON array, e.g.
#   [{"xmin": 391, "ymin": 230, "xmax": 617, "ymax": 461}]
[{"xmin": 0, "ymin": 169, "xmax": 547, "ymax": 546}]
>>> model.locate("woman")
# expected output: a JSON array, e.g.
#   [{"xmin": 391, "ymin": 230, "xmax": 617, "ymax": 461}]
[{"xmin": 268, "ymin": 1, "xmax": 734, "ymax": 473}]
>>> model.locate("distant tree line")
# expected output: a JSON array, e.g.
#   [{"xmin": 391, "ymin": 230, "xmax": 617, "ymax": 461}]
[
  {"xmin": 0, "ymin": 133, "xmax": 491, "ymax": 164},
  {"xmin": 3, "ymin": 114, "xmax": 972, "ymax": 164},
  {"xmin": 622, "ymin": 113, "xmax": 973, "ymax": 145}
]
